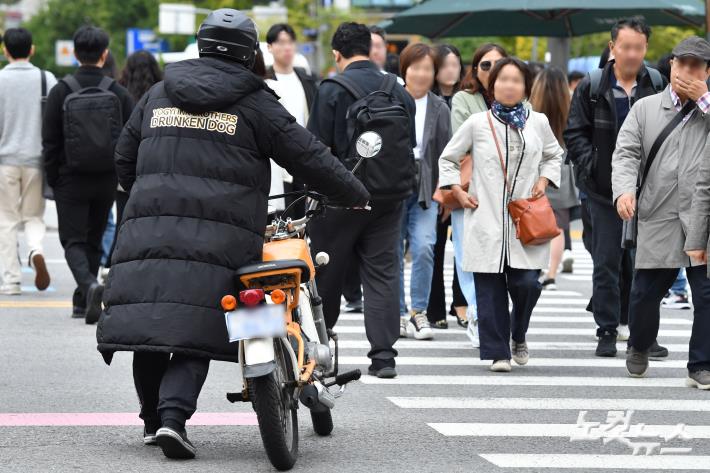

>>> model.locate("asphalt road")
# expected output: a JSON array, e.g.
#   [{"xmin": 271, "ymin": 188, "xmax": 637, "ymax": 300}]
[{"xmin": 1, "ymin": 226, "xmax": 708, "ymax": 473}]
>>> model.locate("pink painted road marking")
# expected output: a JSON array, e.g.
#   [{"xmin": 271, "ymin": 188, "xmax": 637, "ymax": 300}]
[{"xmin": 0, "ymin": 413, "xmax": 258, "ymax": 426}]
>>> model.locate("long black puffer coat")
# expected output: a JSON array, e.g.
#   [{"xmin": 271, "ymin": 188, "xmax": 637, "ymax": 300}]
[{"xmin": 97, "ymin": 56, "xmax": 369, "ymax": 363}]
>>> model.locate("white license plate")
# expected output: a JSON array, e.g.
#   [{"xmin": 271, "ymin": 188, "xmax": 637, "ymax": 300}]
[{"xmin": 225, "ymin": 304, "xmax": 286, "ymax": 342}]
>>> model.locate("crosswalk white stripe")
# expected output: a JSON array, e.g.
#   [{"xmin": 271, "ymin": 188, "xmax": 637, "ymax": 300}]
[
  {"xmin": 333, "ymin": 326, "xmax": 692, "ymax": 337},
  {"xmin": 338, "ymin": 340, "xmax": 692, "ymax": 351},
  {"xmin": 344, "ymin": 357, "xmax": 689, "ymax": 369},
  {"xmin": 337, "ymin": 314, "xmax": 692, "ymax": 325},
  {"xmin": 479, "ymin": 454, "xmax": 710, "ymax": 470},
  {"xmin": 360, "ymin": 375, "xmax": 687, "ymax": 387},
  {"xmin": 429, "ymin": 423, "xmax": 710, "ymax": 438},
  {"xmin": 386, "ymin": 397, "xmax": 710, "ymax": 411}
]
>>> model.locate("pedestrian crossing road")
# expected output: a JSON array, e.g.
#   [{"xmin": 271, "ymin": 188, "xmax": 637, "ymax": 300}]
[{"xmin": 1, "ymin": 235, "xmax": 707, "ymax": 472}]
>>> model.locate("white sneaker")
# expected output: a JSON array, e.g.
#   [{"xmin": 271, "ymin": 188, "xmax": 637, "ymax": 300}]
[
  {"xmin": 466, "ymin": 320, "xmax": 480, "ymax": 348},
  {"xmin": 562, "ymin": 250, "xmax": 574, "ymax": 273},
  {"xmin": 490, "ymin": 359, "xmax": 512, "ymax": 372},
  {"xmin": 407, "ymin": 311, "xmax": 434, "ymax": 340},
  {"xmin": 617, "ymin": 324, "xmax": 630, "ymax": 341},
  {"xmin": 511, "ymin": 341, "xmax": 529, "ymax": 366},
  {"xmin": 399, "ymin": 317, "xmax": 408, "ymax": 338},
  {"xmin": 0, "ymin": 283, "xmax": 21, "ymax": 296}
]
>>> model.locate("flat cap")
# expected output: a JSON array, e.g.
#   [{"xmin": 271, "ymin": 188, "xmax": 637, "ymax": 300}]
[{"xmin": 672, "ymin": 36, "xmax": 710, "ymax": 61}]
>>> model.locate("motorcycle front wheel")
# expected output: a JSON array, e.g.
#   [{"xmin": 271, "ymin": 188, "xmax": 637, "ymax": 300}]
[{"xmin": 249, "ymin": 340, "xmax": 298, "ymax": 471}]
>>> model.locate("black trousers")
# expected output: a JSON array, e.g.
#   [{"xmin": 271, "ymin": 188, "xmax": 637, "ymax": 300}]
[
  {"xmin": 474, "ymin": 266, "xmax": 541, "ymax": 361},
  {"xmin": 427, "ymin": 214, "xmax": 466, "ymax": 322},
  {"xmin": 588, "ymin": 198, "xmax": 632, "ymax": 335},
  {"xmin": 308, "ymin": 201, "xmax": 402, "ymax": 365},
  {"xmin": 53, "ymin": 174, "xmax": 115, "ymax": 308},
  {"xmin": 629, "ymin": 266, "xmax": 710, "ymax": 372},
  {"xmin": 342, "ymin": 256, "xmax": 363, "ymax": 303},
  {"xmin": 133, "ymin": 352, "xmax": 211, "ymax": 427}
]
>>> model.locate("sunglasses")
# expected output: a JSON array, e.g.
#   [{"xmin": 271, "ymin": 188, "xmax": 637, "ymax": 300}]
[{"xmin": 478, "ymin": 60, "xmax": 494, "ymax": 71}]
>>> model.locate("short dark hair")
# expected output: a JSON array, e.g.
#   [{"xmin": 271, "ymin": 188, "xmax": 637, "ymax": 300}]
[
  {"xmin": 73, "ymin": 26, "xmax": 110, "ymax": 65},
  {"xmin": 331, "ymin": 22, "xmax": 371, "ymax": 59},
  {"xmin": 266, "ymin": 23, "xmax": 296, "ymax": 45},
  {"xmin": 399, "ymin": 43, "xmax": 437, "ymax": 82},
  {"xmin": 487, "ymin": 57, "xmax": 533, "ymax": 101},
  {"xmin": 2, "ymin": 28, "xmax": 33, "ymax": 59},
  {"xmin": 369, "ymin": 25, "xmax": 386, "ymax": 42},
  {"xmin": 611, "ymin": 17, "xmax": 651, "ymax": 42}
]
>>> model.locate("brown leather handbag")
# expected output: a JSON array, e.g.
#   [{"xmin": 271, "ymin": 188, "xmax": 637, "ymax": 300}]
[
  {"xmin": 487, "ymin": 112, "xmax": 560, "ymax": 246},
  {"xmin": 433, "ymin": 154, "xmax": 472, "ymax": 209}
]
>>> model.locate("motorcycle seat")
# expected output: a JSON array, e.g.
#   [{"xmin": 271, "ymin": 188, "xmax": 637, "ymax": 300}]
[{"xmin": 235, "ymin": 259, "xmax": 311, "ymax": 281}]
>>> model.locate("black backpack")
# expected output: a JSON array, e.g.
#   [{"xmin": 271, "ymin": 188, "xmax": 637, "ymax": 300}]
[
  {"xmin": 588, "ymin": 66, "xmax": 664, "ymax": 104},
  {"xmin": 323, "ymin": 73, "xmax": 416, "ymax": 200},
  {"xmin": 61, "ymin": 75, "xmax": 123, "ymax": 173}
]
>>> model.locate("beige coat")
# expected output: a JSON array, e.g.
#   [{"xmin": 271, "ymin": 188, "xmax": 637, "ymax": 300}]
[
  {"xmin": 439, "ymin": 110, "xmax": 564, "ymax": 273},
  {"xmin": 612, "ymin": 86, "xmax": 710, "ymax": 269}
]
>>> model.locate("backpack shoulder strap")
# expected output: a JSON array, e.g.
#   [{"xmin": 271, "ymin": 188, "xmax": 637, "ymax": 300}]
[
  {"xmin": 324, "ymin": 74, "xmax": 366, "ymax": 101},
  {"xmin": 62, "ymin": 75, "xmax": 82, "ymax": 93},
  {"xmin": 588, "ymin": 69, "xmax": 603, "ymax": 104},
  {"xmin": 97, "ymin": 76, "xmax": 115, "ymax": 91},
  {"xmin": 646, "ymin": 66, "xmax": 664, "ymax": 93},
  {"xmin": 40, "ymin": 70, "xmax": 47, "ymax": 98},
  {"xmin": 380, "ymin": 73, "xmax": 397, "ymax": 95}
]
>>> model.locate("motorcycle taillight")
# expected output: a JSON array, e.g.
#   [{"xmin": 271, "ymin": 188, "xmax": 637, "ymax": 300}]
[{"xmin": 239, "ymin": 289, "xmax": 265, "ymax": 306}]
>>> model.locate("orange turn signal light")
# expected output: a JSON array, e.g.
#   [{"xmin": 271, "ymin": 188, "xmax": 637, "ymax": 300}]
[
  {"xmin": 221, "ymin": 295, "xmax": 237, "ymax": 311},
  {"xmin": 271, "ymin": 289, "xmax": 287, "ymax": 305}
]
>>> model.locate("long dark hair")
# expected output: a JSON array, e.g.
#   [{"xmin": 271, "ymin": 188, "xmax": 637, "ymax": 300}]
[
  {"xmin": 460, "ymin": 43, "xmax": 508, "ymax": 96},
  {"xmin": 433, "ymin": 44, "xmax": 464, "ymax": 96},
  {"xmin": 529, "ymin": 67, "xmax": 570, "ymax": 144},
  {"xmin": 119, "ymin": 51, "xmax": 163, "ymax": 103}
]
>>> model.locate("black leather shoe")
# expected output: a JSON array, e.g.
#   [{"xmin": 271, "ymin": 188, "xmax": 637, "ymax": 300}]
[
  {"xmin": 595, "ymin": 331, "xmax": 617, "ymax": 357},
  {"xmin": 85, "ymin": 282, "xmax": 104, "ymax": 325},
  {"xmin": 368, "ymin": 366, "xmax": 397, "ymax": 378},
  {"xmin": 649, "ymin": 340, "xmax": 669, "ymax": 360}
]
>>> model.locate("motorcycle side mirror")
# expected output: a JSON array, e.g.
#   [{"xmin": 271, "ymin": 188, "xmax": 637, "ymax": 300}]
[{"xmin": 351, "ymin": 131, "xmax": 382, "ymax": 173}]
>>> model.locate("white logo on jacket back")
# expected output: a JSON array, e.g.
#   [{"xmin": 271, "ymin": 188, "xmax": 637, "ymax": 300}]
[{"xmin": 149, "ymin": 107, "xmax": 238, "ymax": 135}]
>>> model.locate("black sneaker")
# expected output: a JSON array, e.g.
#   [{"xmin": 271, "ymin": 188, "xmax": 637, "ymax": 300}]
[
  {"xmin": 71, "ymin": 306, "xmax": 86, "ymax": 319},
  {"xmin": 85, "ymin": 282, "xmax": 104, "ymax": 325},
  {"xmin": 649, "ymin": 340, "xmax": 669, "ymax": 360},
  {"xmin": 143, "ymin": 419, "xmax": 161, "ymax": 446},
  {"xmin": 626, "ymin": 347, "xmax": 649, "ymax": 378},
  {"xmin": 345, "ymin": 299, "xmax": 363, "ymax": 313},
  {"xmin": 595, "ymin": 331, "xmax": 617, "ymax": 357},
  {"xmin": 367, "ymin": 366, "xmax": 397, "ymax": 378},
  {"xmin": 156, "ymin": 426, "xmax": 196, "ymax": 459}
]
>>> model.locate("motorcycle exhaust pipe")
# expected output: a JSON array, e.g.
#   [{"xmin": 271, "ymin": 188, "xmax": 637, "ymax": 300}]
[{"xmin": 299, "ymin": 381, "xmax": 335, "ymax": 412}]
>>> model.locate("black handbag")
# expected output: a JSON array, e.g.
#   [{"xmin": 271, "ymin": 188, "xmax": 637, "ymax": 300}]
[{"xmin": 621, "ymin": 100, "xmax": 696, "ymax": 249}]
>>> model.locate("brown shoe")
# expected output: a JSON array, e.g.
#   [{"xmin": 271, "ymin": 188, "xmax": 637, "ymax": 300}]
[{"xmin": 29, "ymin": 251, "xmax": 50, "ymax": 291}]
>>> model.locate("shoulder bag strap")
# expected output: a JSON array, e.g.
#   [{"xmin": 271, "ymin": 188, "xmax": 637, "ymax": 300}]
[
  {"xmin": 637, "ymin": 99, "xmax": 696, "ymax": 197},
  {"xmin": 487, "ymin": 111, "xmax": 511, "ymax": 200}
]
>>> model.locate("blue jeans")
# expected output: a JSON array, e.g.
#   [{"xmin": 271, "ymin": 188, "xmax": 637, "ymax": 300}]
[
  {"xmin": 671, "ymin": 268, "xmax": 688, "ymax": 295},
  {"xmin": 399, "ymin": 194, "xmax": 438, "ymax": 314},
  {"xmin": 451, "ymin": 209, "xmax": 477, "ymax": 320},
  {"xmin": 101, "ymin": 210, "xmax": 115, "ymax": 267}
]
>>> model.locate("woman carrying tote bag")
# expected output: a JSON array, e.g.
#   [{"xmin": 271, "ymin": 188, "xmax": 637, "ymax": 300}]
[{"xmin": 438, "ymin": 57, "xmax": 564, "ymax": 372}]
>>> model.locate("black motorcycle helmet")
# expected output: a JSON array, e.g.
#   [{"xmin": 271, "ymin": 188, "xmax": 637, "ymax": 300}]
[{"xmin": 196, "ymin": 8, "xmax": 259, "ymax": 68}]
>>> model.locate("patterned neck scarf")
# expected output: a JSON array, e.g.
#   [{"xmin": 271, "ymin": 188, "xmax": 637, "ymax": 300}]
[{"xmin": 491, "ymin": 101, "xmax": 527, "ymax": 130}]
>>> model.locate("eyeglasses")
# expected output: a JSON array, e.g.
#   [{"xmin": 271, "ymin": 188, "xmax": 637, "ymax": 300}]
[{"xmin": 478, "ymin": 60, "xmax": 494, "ymax": 71}]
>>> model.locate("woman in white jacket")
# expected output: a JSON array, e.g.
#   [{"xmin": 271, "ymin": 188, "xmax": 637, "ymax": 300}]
[{"xmin": 438, "ymin": 58, "xmax": 564, "ymax": 372}]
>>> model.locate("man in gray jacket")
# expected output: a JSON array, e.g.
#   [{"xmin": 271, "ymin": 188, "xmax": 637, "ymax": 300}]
[
  {"xmin": 612, "ymin": 36, "xmax": 710, "ymax": 389},
  {"xmin": 0, "ymin": 28, "xmax": 55, "ymax": 295}
]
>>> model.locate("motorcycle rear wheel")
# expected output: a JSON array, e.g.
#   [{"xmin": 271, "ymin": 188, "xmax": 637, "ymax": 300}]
[{"xmin": 249, "ymin": 340, "xmax": 298, "ymax": 471}]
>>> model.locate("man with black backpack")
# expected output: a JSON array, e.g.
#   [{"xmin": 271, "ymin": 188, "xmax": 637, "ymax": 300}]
[
  {"xmin": 42, "ymin": 26, "xmax": 133, "ymax": 323},
  {"xmin": 564, "ymin": 17, "xmax": 668, "ymax": 359},
  {"xmin": 307, "ymin": 22, "xmax": 416, "ymax": 379}
]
